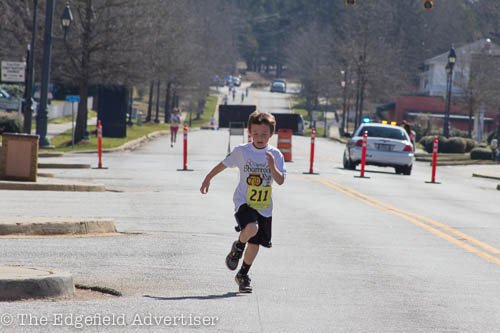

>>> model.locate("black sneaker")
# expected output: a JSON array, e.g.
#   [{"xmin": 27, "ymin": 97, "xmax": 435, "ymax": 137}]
[
  {"xmin": 225, "ymin": 241, "xmax": 244, "ymax": 271},
  {"xmin": 235, "ymin": 272, "xmax": 252, "ymax": 293}
]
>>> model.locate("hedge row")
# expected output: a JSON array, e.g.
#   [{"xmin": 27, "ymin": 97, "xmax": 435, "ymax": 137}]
[
  {"xmin": 419, "ymin": 136, "xmax": 477, "ymax": 153},
  {"xmin": 470, "ymin": 147, "xmax": 494, "ymax": 160},
  {"xmin": 0, "ymin": 112, "xmax": 22, "ymax": 134}
]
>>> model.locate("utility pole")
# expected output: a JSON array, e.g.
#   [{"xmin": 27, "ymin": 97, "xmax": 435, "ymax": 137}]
[{"xmin": 24, "ymin": 0, "xmax": 38, "ymax": 134}]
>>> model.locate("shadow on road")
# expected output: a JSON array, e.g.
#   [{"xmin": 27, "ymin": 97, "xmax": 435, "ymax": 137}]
[{"xmin": 143, "ymin": 292, "xmax": 243, "ymax": 301}]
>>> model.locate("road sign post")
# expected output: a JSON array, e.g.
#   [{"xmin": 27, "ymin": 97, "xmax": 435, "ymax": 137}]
[{"xmin": 66, "ymin": 95, "xmax": 80, "ymax": 149}]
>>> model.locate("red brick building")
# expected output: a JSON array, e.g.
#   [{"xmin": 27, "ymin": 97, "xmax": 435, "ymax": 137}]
[{"xmin": 377, "ymin": 95, "xmax": 498, "ymax": 134}]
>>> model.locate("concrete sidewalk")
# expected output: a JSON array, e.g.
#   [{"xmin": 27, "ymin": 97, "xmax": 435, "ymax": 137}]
[{"xmin": 0, "ymin": 217, "xmax": 116, "ymax": 301}]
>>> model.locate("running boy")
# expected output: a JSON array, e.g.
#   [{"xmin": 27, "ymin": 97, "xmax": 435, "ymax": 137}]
[{"xmin": 200, "ymin": 111, "xmax": 286, "ymax": 293}]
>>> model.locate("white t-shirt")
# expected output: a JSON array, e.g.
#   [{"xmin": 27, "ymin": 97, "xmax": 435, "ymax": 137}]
[
  {"xmin": 222, "ymin": 143, "xmax": 286, "ymax": 217},
  {"xmin": 171, "ymin": 114, "xmax": 180, "ymax": 127}
]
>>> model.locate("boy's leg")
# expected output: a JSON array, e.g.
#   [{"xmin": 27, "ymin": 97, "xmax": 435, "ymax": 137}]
[
  {"xmin": 235, "ymin": 214, "xmax": 271, "ymax": 293},
  {"xmin": 226, "ymin": 222, "xmax": 257, "ymax": 271},
  {"xmin": 243, "ymin": 243, "xmax": 259, "ymax": 264},
  {"xmin": 235, "ymin": 244, "xmax": 259, "ymax": 293},
  {"xmin": 239, "ymin": 223, "xmax": 258, "ymax": 243}
]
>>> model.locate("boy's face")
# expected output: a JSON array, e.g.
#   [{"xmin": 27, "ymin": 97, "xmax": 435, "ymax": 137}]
[{"xmin": 250, "ymin": 123, "xmax": 273, "ymax": 149}]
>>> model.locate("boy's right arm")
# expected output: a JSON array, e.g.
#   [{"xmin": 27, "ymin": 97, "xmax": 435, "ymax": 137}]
[{"xmin": 200, "ymin": 162, "xmax": 227, "ymax": 194}]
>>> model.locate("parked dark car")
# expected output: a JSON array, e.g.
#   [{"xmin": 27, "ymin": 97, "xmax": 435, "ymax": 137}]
[{"xmin": 270, "ymin": 79, "xmax": 286, "ymax": 93}]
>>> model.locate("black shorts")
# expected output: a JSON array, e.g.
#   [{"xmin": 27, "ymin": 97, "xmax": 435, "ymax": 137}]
[{"xmin": 234, "ymin": 204, "xmax": 272, "ymax": 248}]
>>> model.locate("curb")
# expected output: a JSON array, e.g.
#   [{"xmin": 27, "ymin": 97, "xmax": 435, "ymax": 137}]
[
  {"xmin": 472, "ymin": 173, "xmax": 500, "ymax": 181},
  {"xmin": 38, "ymin": 163, "xmax": 91, "ymax": 169},
  {"xmin": 38, "ymin": 152, "xmax": 64, "ymax": 158},
  {"xmin": 0, "ymin": 265, "xmax": 74, "ymax": 301},
  {"xmin": 73, "ymin": 130, "xmax": 171, "ymax": 154},
  {"xmin": 423, "ymin": 160, "xmax": 497, "ymax": 166},
  {"xmin": 0, "ymin": 180, "xmax": 105, "ymax": 192},
  {"xmin": 0, "ymin": 218, "xmax": 117, "ymax": 236}
]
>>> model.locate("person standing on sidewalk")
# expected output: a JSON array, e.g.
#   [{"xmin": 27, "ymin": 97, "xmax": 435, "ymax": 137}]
[
  {"xmin": 200, "ymin": 111, "xmax": 286, "ymax": 293},
  {"xmin": 170, "ymin": 108, "xmax": 181, "ymax": 147}
]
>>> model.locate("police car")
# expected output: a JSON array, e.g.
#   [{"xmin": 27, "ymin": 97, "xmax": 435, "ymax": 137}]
[{"xmin": 343, "ymin": 119, "xmax": 414, "ymax": 175}]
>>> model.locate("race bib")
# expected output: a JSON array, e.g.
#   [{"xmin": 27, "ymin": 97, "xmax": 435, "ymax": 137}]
[{"xmin": 246, "ymin": 185, "xmax": 272, "ymax": 210}]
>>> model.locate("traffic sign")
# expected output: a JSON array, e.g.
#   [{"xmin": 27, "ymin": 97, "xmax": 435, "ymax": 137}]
[
  {"xmin": 66, "ymin": 95, "xmax": 80, "ymax": 103},
  {"xmin": 1, "ymin": 61, "xmax": 25, "ymax": 83},
  {"xmin": 312, "ymin": 111, "xmax": 318, "ymax": 121}
]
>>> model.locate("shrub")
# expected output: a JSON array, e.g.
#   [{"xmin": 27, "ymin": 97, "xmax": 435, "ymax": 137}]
[
  {"xmin": 250, "ymin": 82, "xmax": 269, "ymax": 88},
  {"xmin": 419, "ymin": 135, "xmax": 435, "ymax": 153},
  {"xmin": 0, "ymin": 112, "xmax": 22, "ymax": 134},
  {"xmin": 464, "ymin": 138, "xmax": 477, "ymax": 152},
  {"xmin": 446, "ymin": 137, "xmax": 466, "ymax": 153},
  {"xmin": 420, "ymin": 136, "xmax": 472, "ymax": 153},
  {"xmin": 470, "ymin": 147, "xmax": 493, "ymax": 160},
  {"xmin": 436, "ymin": 136, "xmax": 450, "ymax": 153}
]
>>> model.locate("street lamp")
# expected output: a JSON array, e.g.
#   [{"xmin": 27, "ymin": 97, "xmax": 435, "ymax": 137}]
[
  {"xmin": 37, "ymin": 1, "xmax": 73, "ymax": 147},
  {"xmin": 60, "ymin": 3, "xmax": 73, "ymax": 39},
  {"xmin": 443, "ymin": 47, "xmax": 456, "ymax": 138}
]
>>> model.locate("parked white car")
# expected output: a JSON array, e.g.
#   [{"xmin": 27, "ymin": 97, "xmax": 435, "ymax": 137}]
[{"xmin": 343, "ymin": 122, "xmax": 414, "ymax": 175}]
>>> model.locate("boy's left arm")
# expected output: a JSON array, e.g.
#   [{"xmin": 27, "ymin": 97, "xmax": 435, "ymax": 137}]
[{"xmin": 266, "ymin": 152, "xmax": 285, "ymax": 185}]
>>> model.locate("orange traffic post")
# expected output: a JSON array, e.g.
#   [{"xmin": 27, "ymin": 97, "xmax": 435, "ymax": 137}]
[
  {"xmin": 303, "ymin": 128, "xmax": 318, "ymax": 175},
  {"xmin": 354, "ymin": 130, "xmax": 369, "ymax": 179},
  {"xmin": 248, "ymin": 132, "xmax": 252, "ymax": 143},
  {"xmin": 177, "ymin": 124, "xmax": 193, "ymax": 171},
  {"xmin": 97, "ymin": 120, "xmax": 103, "ymax": 168},
  {"xmin": 426, "ymin": 136, "xmax": 440, "ymax": 184},
  {"xmin": 277, "ymin": 128, "xmax": 292, "ymax": 162},
  {"xmin": 360, "ymin": 130, "xmax": 367, "ymax": 177}
]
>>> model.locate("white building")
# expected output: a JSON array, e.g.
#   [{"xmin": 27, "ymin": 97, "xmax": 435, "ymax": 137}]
[{"xmin": 419, "ymin": 38, "xmax": 500, "ymax": 98}]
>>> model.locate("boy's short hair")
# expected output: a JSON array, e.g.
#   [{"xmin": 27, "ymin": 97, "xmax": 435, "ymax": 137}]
[{"xmin": 247, "ymin": 111, "xmax": 276, "ymax": 133}]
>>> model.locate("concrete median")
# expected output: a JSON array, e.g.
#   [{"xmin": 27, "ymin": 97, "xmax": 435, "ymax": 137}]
[
  {"xmin": 0, "ymin": 218, "xmax": 117, "ymax": 236},
  {"xmin": 0, "ymin": 177, "xmax": 105, "ymax": 192},
  {"xmin": 0, "ymin": 265, "xmax": 74, "ymax": 301}
]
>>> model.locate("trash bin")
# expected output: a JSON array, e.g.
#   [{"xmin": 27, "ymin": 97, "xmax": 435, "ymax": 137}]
[
  {"xmin": 136, "ymin": 110, "xmax": 143, "ymax": 126},
  {"xmin": 97, "ymin": 85, "xmax": 128, "ymax": 138},
  {"xmin": 0, "ymin": 133, "xmax": 39, "ymax": 181}
]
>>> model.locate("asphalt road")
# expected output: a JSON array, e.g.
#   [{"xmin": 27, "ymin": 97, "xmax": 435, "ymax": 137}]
[
  {"xmin": 223, "ymin": 82, "xmax": 298, "ymax": 115},
  {"xmin": 1, "ymin": 89, "xmax": 500, "ymax": 331}
]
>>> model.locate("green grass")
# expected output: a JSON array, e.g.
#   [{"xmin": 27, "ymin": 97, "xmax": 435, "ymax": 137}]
[
  {"xmin": 46, "ymin": 122, "xmax": 171, "ymax": 152},
  {"xmin": 290, "ymin": 96, "xmax": 329, "ymax": 137},
  {"xmin": 303, "ymin": 127, "xmax": 327, "ymax": 138},
  {"xmin": 30, "ymin": 110, "xmax": 98, "ymax": 131},
  {"xmin": 49, "ymin": 110, "xmax": 97, "ymax": 124},
  {"xmin": 42, "ymin": 96, "xmax": 218, "ymax": 152},
  {"xmin": 186, "ymin": 96, "xmax": 218, "ymax": 128}
]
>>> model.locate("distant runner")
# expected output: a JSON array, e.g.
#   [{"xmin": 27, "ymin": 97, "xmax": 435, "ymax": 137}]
[{"xmin": 170, "ymin": 108, "xmax": 181, "ymax": 147}]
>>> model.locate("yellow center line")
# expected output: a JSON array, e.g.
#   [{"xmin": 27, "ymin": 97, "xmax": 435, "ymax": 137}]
[
  {"xmin": 290, "ymin": 174, "xmax": 500, "ymax": 265},
  {"xmin": 326, "ymin": 178, "xmax": 500, "ymax": 256}
]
